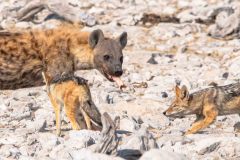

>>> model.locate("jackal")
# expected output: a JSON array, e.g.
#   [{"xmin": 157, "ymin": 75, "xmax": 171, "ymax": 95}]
[
  {"xmin": 42, "ymin": 72, "xmax": 102, "ymax": 136},
  {"xmin": 0, "ymin": 25, "xmax": 127, "ymax": 90},
  {"xmin": 163, "ymin": 83, "xmax": 240, "ymax": 135}
]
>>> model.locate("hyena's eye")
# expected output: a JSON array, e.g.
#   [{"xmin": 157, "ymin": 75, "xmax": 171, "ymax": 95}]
[
  {"xmin": 120, "ymin": 56, "xmax": 123, "ymax": 63},
  {"xmin": 103, "ymin": 55, "xmax": 110, "ymax": 61}
]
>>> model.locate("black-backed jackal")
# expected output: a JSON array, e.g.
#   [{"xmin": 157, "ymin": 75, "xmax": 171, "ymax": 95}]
[
  {"xmin": 42, "ymin": 72, "xmax": 102, "ymax": 136},
  {"xmin": 164, "ymin": 83, "xmax": 240, "ymax": 135}
]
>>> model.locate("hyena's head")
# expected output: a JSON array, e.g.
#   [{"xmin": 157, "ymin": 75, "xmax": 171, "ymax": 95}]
[
  {"xmin": 89, "ymin": 29, "xmax": 127, "ymax": 82},
  {"xmin": 163, "ymin": 85, "xmax": 191, "ymax": 118}
]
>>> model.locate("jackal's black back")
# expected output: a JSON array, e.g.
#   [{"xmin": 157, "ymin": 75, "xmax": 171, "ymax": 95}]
[
  {"xmin": 51, "ymin": 73, "xmax": 88, "ymax": 85},
  {"xmin": 220, "ymin": 83, "xmax": 240, "ymax": 97}
]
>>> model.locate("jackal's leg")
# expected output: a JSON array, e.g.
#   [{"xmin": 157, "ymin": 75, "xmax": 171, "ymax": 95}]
[
  {"xmin": 80, "ymin": 107, "xmax": 91, "ymax": 130},
  {"xmin": 42, "ymin": 72, "xmax": 62, "ymax": 135},
  {"xmin": 55, "ymin": 102, "xmax": 62, "ymax": 136},
  {"xmin": 48, "ymin": 94, "xmax": 62, "ymax": 136},
  {"xmin": 185, "ymin": 107, "xmax": 218, "ymax": 135},
  {"xmin": 64, "ymin": 101, "xmax": 81, "ymax": 130}
]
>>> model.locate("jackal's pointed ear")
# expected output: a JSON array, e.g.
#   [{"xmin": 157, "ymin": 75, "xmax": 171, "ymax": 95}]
[
  {"xmin": 175, "ymin": 85, "xmax": 181, "ymax": 98},
  {"xmin": 117, "ymin": 32, "xmax": 127, "ymax": 49},
  {"xmin": 181, "ymin": 85, "xmax": 189, "ymax": 100},
  {"xmin": 89, "ymin": 29, "xmax": 104, "ymax": 49}
]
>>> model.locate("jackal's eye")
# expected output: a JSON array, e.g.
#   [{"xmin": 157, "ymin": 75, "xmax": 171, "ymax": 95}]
[
  {"xmin": 175, "ymin": 106, "xmax": 184, "ymax": 111},
  {"xmin": 120, "ymin": 56, "xmax": 123, "ymax": 63},
  {"xmin": 103, "ymin": 55, "xmax": 110, "ymax": 61}
]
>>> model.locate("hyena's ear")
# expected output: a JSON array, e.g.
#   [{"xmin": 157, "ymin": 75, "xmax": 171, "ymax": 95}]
[
  {"xmin": 89, "ymin": 29, "xmax": 104, "ymax": 49},
  {"xmin": 117, "ymin": 32, "xmax": 127, "ymax": 49},
  {"xmin": 175, "ymin": 85, "xmax": 181, "ymax": 98},
  {"xmin": 181, "ymin": 85, "xmax": 189, "ymax": 100}
]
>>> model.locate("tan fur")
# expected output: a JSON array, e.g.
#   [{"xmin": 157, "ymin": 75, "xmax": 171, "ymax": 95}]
[
  {"xmin": 164, "ymin": 84, "xmax": 240, "ymax": 135},
  {"xmin": 42, "ymin": 72, "xmax": 102, "ymax": 136}
]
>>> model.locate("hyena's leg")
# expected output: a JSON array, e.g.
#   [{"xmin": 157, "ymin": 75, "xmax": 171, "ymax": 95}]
[
  {"xmin": 185, "ymin": 107, "xmax": 218, "ymax": 135},
  {"xmin": 64, "ymin": 100, "xmax": 81, "ymax": 130}
]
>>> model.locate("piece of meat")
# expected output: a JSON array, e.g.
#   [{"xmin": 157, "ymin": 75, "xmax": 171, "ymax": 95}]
[{"xmin": 112, "ymin": 76, "xmax": 126, "ymax": 90}]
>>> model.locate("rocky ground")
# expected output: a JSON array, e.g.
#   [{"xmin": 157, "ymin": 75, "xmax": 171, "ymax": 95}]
[{"xmin": 1, "ymin": 0, "xmax": 240, "ymax": 159}]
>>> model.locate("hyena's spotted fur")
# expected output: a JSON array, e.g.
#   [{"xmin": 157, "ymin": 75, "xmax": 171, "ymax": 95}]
[{"xmin": 0, "ymin": 25, "xmax": 127, "ymax": 90}]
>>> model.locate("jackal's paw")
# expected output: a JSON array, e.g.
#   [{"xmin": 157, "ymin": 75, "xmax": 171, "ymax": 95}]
[
  {"xmin": 56, "ymin": 130, "xmax": 61, "ymax": 137},
  {"xmin": 184, "ymin": 130, "xmax": 193, "ymax": 136},
  {"xmin": 72, "ymin": 124, "xmax": 81, "ymax": 130}
]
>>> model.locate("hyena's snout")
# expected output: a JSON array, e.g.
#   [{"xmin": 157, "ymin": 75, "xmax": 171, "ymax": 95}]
[{"xmin": 113, "ymin": 64, "xmax": 123, "ymax": 77}]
